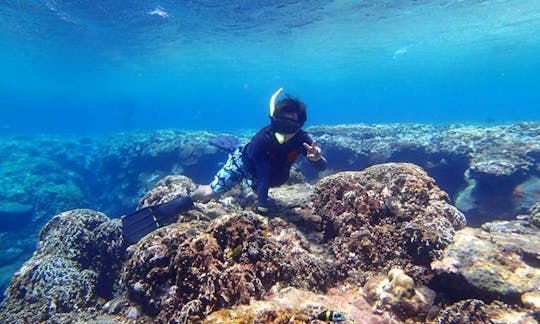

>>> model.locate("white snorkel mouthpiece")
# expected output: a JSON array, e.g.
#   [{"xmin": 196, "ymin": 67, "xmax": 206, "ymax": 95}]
[{"xmin": 269, "ymin": 87, "xmax": 283, "ymax": 117}]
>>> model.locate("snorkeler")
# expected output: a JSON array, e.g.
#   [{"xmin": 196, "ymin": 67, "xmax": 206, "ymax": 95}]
[{"xmin": 122, "ymin": 88, "xmax": 327, "ymax": 243}]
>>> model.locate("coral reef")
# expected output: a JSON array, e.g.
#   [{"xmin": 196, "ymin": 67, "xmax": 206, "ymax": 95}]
[
  {"xmin": 1, "ymin": 162, "xmax": 538, "ymax": 323},
  {"xmin": 0, "ymin": 209, "xmax": 126, "ymax": 323},
  {"xmin": 309, "ymin": 122, "xmax": 540, "ymax": 225},
  {"xmin": 1, "ymin": 122, "xmax": 540, "ymax": 322},
  {"xmin": 120, "ymin": 210, "xmax": 335, "ymax": 322},
  {"xmin": 112, "ymin": 162, "xmax": 466, "ymax": 322},
  {"xmin": 1, "ymin": 122, "xmax": 540, "ymax": 293},
  {"xmin": 313, "ymin": 163, "xmax": 466, "ymax": 284},
  {"xmin": 2, "ymin": 122, "xmax": 539, "ymax": 233}
]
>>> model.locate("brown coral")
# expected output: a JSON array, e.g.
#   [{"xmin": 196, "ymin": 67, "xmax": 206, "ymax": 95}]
[
  {"xmin": 121, "ymin": 212, "xmax": 335, "ymax": 322},
  {"xmin": 313, "ymin": 163, "xmax": 466, "ymax": 284}
]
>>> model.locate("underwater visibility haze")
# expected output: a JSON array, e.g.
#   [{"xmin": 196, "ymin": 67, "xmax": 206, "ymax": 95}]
[
  {"xmin": 2, "ymin": 1, "xmax": 540, "ymax": 322},
  {"xmin": 1, "ymin": 0, "xmax": 540, "ymax": 134}
]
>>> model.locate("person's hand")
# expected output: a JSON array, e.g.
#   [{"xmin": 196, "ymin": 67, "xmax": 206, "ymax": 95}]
[{"xmin": 303, "ymin": 140, "xmax": 322, "ymax": 162}]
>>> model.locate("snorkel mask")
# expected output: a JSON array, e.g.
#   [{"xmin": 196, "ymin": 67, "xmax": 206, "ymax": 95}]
[
  {"xmin": 269, "ymin": 88, "xmax": 302, "ymax": 143},
  {"xmin": 272, "ymin": 116, "xmax": 301, "ymax": 134}
]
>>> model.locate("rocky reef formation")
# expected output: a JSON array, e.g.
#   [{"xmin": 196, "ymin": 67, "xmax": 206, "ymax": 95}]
[
  {"xmin": 1, "ymin": 122, "xmax": 540, "ymax": 313},
  {"xmin": 429, "ymin": 203, "xmax": 540, "ymax": 320},
  {"xmin": 0, "ymin": 209, "xmax": 126, "ymax": 322},
  {"xmin": 0, "ymin": 130, "xmax": 231, "ymax": 296},
  {"xmin": 431, "ymin": 227, "xmax": 540, "ymax": 301},
  {"xmin": 3, "ymin": 162, "xmax": 536, "ymax": 323},
  {"xmin": 2, "ymin": 123, "xmax": 537, "ymax": 235},
  {"xmin": 308, "ymin": 122, "xmax": 540, "ymax": 226},
  {"xmin": 312, "ymin": 163, "xmax": 466, "ymax": 285}
]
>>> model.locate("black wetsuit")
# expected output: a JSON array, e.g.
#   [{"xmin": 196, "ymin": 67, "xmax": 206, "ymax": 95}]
[{"xmin": 242, "ymin": 125, "xmax": 327, "ymax": 208}]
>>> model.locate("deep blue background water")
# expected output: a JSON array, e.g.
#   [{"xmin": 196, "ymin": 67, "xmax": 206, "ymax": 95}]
[{"xmin": 1, "ymin": 0, "xmax": 540, "ymax": 135}]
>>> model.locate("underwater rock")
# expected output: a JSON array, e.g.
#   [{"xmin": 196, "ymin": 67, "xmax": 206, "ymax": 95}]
[
  {"xmin": 204, "ymin": 286, "xmax": 392, "ymax": 323},
  {"xmin": 431, "ymin": 227, "xmax": 540, "ymax": 301},
  {"xmin": 137, "ymin": 174, "xmax": 197, "ymax": 208},
  {"xmin": 1, "ymin": 156, "xmax": 538, "ymax": 322},
  {"xmin": 480, "ymin": 217, "xmax": 540, "ymax": 261},
  {"xmin": 0, "ymin": 209, "xmax": 126, "ymax": 323},
  {"xmin": 313, "ymin": 163, "xmax": 466, "ymax": 285},
  {"xmin": 267, "ymin": 182, "xmax": 319, "ymax": 234},
  {"xmin": 121, "ymin": 211, "xmax": 335, "ymax": 322},
  {"xmin": 0, "ymin": 255, "xmax": 98, "ymax": 322},
  {"xmin": 521, "ymin": 290, "xmax": 540, "ymax": 313},
  {"xmin": 309, "ymin": 123, "xmax": 540, "ymax": 224},
  {"xmin": 1, "ymin": 122, "xmax": 539, "ymax": 257},
  {"xmin": 429, "ymin": 299, "xmax": 537, "ymax": 323}
]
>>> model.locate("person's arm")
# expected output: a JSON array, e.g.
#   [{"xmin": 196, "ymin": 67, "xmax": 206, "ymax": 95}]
[
  {"xmin": 255, "ymin": 158, "xmax": 271, "ymax": 212},
  {"xmin": 248, "ymin": 134, "xmax": 272, "ymax": 213}
]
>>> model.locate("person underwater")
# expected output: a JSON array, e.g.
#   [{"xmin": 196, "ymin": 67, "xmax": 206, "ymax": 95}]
[{"xmin": 122, "ymin": 88, "xmax": 327, "ymax": 243}]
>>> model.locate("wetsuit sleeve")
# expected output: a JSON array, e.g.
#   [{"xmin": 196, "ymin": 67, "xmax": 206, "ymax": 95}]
[
  {"xmin": 249, "ymin": 135, "xmax": 272, "ymax": 209},
  {"xmin": 255, "ymin": 159, "xmax": 271, "ymax": 208},
  {"xmin": 302, "ymin": 133, "xmax": 327, "ymax": 171}
]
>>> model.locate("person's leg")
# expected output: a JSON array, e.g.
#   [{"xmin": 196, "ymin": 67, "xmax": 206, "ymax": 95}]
[{"xmin": 192, "ymin": 148, "xmax": 246, "ymax": 203}]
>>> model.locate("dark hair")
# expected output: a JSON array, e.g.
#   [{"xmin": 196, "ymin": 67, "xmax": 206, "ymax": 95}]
[{"xmin": 273, "ymin": 95, "xmax": 307, "ymax": 126}]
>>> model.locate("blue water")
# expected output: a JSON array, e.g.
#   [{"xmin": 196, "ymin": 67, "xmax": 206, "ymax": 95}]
[{"xmin": 1, "ymin": 0, "xmax": 540, "ymax": 135}]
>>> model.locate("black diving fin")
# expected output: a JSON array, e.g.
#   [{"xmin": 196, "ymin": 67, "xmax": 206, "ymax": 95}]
[
  {"xmin": 121, "ymin": 196, "xmax": 194, "ymax": 243},
  {"xmin": 209, "ymin": 135, "xmax": 240, "ymax": 152}
]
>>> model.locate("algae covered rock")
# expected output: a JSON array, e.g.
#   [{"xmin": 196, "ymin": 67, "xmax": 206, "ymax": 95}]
[
  {"xmin": 205, "ymin": 286, "xmax": 389, "ymax": 324},
  {"xmin": 121, "ymin": 212, "xmax": 336, "ymax": 323},
  {"xmin": 313, "ymin": 163, "xmax": 466, "ymax": 284},
  {"xmin": 136, "ymin": 175, "xmax": 197, "ymax": 209},
  {"xmin": 0, "ymin": 209, "xmax": 126, "ymax": 323},
  {"xmin": 4, "ymin": 161, "xmax": 536, "ymax": 323},
  {"xmin": 431, "ymin": 227, "xmax": 540, "ymax": 300},
  {"xmin": 528, "ymin": 202, "xmax": 540, "ymax": 228},
  {"xmin": 429, "ymin": 299, "xmax": 537, "ymax": 324}
]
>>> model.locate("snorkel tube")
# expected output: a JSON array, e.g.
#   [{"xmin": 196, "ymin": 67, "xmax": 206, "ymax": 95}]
[{"xmin": 269, "ymin": 87, "xmax": 283, "ymax": 117}]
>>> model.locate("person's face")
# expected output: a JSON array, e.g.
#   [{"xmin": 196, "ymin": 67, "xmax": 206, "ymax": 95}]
[
  {"xmin": 275, "ymin": 112, "xmax": 300, "ymax": 142},
  {"xmin": 280, "ymin": 112, "xmax": 298, "ymax": 122}
]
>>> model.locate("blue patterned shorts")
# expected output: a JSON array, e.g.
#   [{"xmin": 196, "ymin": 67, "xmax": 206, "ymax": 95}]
[{"xmin": 210, "ymin": 148, "xmax": 253, "ymax": 194}]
